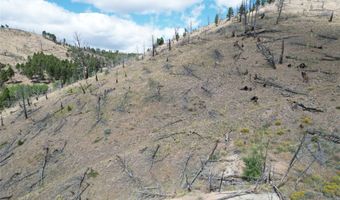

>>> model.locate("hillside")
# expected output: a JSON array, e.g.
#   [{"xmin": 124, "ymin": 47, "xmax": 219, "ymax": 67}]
[
  {"xmin": 0, "ymin": 28, "xmax": 68, "ymax": 66},
  {"xmin": 0, "ymin": 0, "xmax": 340, "ymax": 200}
]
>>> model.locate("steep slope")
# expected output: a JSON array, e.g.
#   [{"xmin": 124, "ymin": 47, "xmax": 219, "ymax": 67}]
[{"xmin": 1, "ymin": 1, "xmax": 339, "ymax": 200}]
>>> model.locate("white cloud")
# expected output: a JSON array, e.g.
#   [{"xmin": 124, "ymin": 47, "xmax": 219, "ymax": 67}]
[
  {"xmin": 0, "ymin": 0, "xmax": 176, "ymax": 52},
  {"xmin": 181, "ymin": 3, "xmax": 205, "ymax": 28},
  {"xmin": 73, "ymin": 0, "xmax": 201, "ymax": 14},
  {"xmin": 215, "ymin": 0, "xmax": 243, "ymax": 8}
]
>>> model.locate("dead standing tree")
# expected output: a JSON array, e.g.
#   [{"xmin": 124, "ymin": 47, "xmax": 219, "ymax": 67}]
[
  {"xmin": 152, "ymin": 35, "xmax": 155, "ymax": 57},
  {"xmin": 279, "ymin": 39, "xmax": 285, "ymax": 64},
  {"xmin": 276, "ymin": 0, "xmax": 285, "ymax": 25},
  {"xmin": 74, "ymin": 32, "xmax": 88, "ymax": 79},
  {"xmin": 20, "ymin": 86, "xmax": 28, "ymax": 119}
]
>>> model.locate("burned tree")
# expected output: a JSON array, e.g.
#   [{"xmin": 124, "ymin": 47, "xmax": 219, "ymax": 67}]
[
  {"xmin": 152, "ymin": 35, "xmax": 155, "ymax": 57},
  {"xmin": 276, "ymin": 0, "xmax": 284, "ymax": 24},
  {"xmin": 0, "ymin": 112, "xmax": 3, "ymax": 126},
  {"xmin": 20, "ymin": 87, "xmax": 28, "ymax": 119},
  {"xmin": 73, "ymin": 32, "xmax": 88, "ymax": 79},
  {"xmin": 329, "ymin": 11, "xmax": 334, "ymax": 22},
  {"xmin": 279, "ymin": 39, "xmax": 284, "ymax": 64}
]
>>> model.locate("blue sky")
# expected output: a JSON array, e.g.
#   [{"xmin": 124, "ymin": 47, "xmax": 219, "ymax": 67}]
[{"xmin": 1, "ymin": 0, "xmax": 242, "ymax": 51}]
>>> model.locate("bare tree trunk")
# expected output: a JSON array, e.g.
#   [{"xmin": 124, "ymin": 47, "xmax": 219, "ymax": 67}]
[
  {"xmin": 1, "ymin": 113, "xmax": 4, "ymax": 126},
  {"xmin": 21, "ymin": 90, "xmax": 28, "ymax": 119},
  {"xmin": 152, "ymin": 35, "xmax": 155, "ymax": 57},
  {"xmin": 329, "ymin": 11, "xmax": 334, "ymax": 22},
  {"xmin": 279, "ymin": 39, "xmax": 285, "ymax": 64},
  {"xmin": 276, "ymin": 0, "xmax": 284, "ymax": 24},
  {"xmin": 253, "ymin": 3, "xmax": 259, "ymax": 36}
]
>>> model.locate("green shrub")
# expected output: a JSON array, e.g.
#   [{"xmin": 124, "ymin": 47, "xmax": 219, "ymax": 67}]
[
  {"xmin": 17, "ymin": 140, "xmax": 24, "ymax": 146},
  {"xmin": 87, "ymin": 168, "xmax": 99, "ymax": 178},
  {"xmin": 67, "ymin": 105, "xmax": 72, "ymax": 112},
  {"xmin": 104, "ymin": 129, "xmax": 111, "ymax": 135},
  {"xmin": 322, "ymin": 175, "xmax": 340, "ymax": 197},
  {"xmin": 240, "ymin": 128, "xmax": 250, "ymax": 134},
  {"xmin": 242, "ymin": 148, "xmax": 263, "ymax": 181},
  {"xmin": 290, "ymin": 191, "xmax": 305, "ymax": 200}
]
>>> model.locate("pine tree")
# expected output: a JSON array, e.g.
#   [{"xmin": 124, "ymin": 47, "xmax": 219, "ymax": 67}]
[
  {"xmin": 215, "ymin": 14, "xmax": 219, "ymax": 26},
  {"xmin": 227, "ymin": 7, "xmax": 234, "ymax": 21}
]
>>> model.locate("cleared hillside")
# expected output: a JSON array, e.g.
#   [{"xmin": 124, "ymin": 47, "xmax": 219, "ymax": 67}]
[
  {"xmin": 0, "ymin": 0, "xmax": 339, "ymax": 200},
  {"xmin": 0, "ymin": 28, "xmax": 68, "ymax": 66}
]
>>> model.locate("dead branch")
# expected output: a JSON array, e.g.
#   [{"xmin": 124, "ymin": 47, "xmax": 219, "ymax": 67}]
[
  {"xmin": 183, "ymin": 65, "xmax": 201, "ymax": 80},
  {"xmin": 306, "ymin": 129, "xmax": 340, "ymax": 144},
  {"xmin": 317, "ymin": 34, "xmax": 337, "ymax": 41},
  {"xmin": 161, "ymin": 119, "xmax": 183, "ymax": 129},
  {"xmin": 272, "ymin": 183, "xmax": 286, "ymax": 200},
  {"xmin": 137, "ymin": 191, "xmax": 173, "ymax": 198},
  {"xmin": 150, "ymin": 144, "xmax": 160, "ymax": 170},
  {"xmin": 201, "ymin": 86, "xmax": 212, "ymax": 97},
  {"xmin": 278, "ymin": 133, "xmax": 307, "ymax": 188},
  {"xmin": 79, "ymin": 83, "xmax": 86, "ymax": 94},
  {"xmin": 217, "ymin": 190, "xmax": 253, "ymax": 200},
  {"xmin": 0, "ymin": 152, "xmax": 14, "ymax": 166},
  {"xmin": 116, "ymin": 155, "xmax": 142, "ymax": 186},
  {"xmin": 329, "ymin": 11, "xmax": 334, "ymax": 22},
  {"xmin": 155, "ymin": 132, "xmax": 186, "ymax": 142},
  {"xmin": 0, "ymin": 195, "xmax": 12, "ymax": 200},
  {"xmin": 256, "ymin": 43, "xmax": 276, "ymax": 69},
  {"xmin": 75, "ymin": 183, "xmax": 90, "ymax": 200},
  {"xmin": 187, "ymin": 140, "xmax": 219, "ymax": 191},
  {"xmin": 291, "ymin": 42, "xmax": 322, "ymax": 49},
  {"xmin": 40, "ymin": 147, "xmax": 49, "ymax": 185},
  {"xmin": 75, "ymin": 168, "xmax": 89, "ymax": 200},
  {"xmin": 218, "ymin": 170, "xmax": 225, "ymax": 192},
  {"xmin": 321, "ymin": 54, "xmax": 340, "ymax": 61},
  {"xmin": 180, "ymin": 153, "xmax": 193, "ymax": 185},
  {"xmin": 294, "ymin": 158, "xmax": 317, "ymax": 189},
  {"xmin": 254, "ymin": 76, "xmax": 307, "ymax": 95},
  {"xmin": 292, "ymin": 101, "xmax": 324, "ymax": 113}
]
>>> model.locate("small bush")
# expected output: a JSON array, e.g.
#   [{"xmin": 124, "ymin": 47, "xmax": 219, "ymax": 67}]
[
  {"xmin": 17, "ymin": 140, "xmax": 24, "ymax": 146},
  {"xmin": 67, "ymin": 105, "xmax": 72, "ymax": 112},
  {"xmin": 290, "ymin": 191, "xmax": 305, "ymax": 200},
  {"xmin": 276, "ymin": 129, "xmax": 285, "ymax": 136},
  {"xmin": 104, "ymin": 129, "xmax": 111, "ymax": 135},
  {"xmin": 322, "ymin": 182, "xmax": 340, "ymax": 197},
  {"xmin": 87, "ymin": 168, "xmax": 99, "ymax": 178},
  {"xmin": 274, "ymin": 120, "xmax": 282, "ymax": 126},
  {"xmin": 242, "ymin": 148, "xmax": 263, "ymax": 181},
  {"xmin": 301, "ymin": 116, "xmax": 313, "ymax": 124},
  {"xmin": 240, "ymin": 128, "xmax": 250, "ymax": 134}
]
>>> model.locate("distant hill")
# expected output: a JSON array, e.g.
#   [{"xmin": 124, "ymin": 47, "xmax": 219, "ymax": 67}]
[{"xmin": 0, "ymin": 28, "xmax": 68, "ymax": 66}]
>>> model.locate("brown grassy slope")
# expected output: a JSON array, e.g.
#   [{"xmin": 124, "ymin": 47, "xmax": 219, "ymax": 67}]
[
  {"xmin": 0, "ymin": 1, "xmax": 340, "ymax": 200},
  {"xmin": 0, "ymin": 28, "xmax": 68, "ymax": 66}
]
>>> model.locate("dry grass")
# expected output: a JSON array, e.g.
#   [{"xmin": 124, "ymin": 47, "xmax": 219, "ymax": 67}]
[{"xmin": 0, "ymin": 0, "xmax": 339, "ymax": 199}]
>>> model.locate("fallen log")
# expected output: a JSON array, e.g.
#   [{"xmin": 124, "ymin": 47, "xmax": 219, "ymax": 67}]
[
  {"xmin": 292, "ymin": 101, "xmax": 324, "ymax": 113},
  {"xmin": 254, "ymin": 76, "xmax": 307, "ymax": 95}
]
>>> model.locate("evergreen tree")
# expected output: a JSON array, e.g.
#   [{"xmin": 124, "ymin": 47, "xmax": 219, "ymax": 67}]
[
  {"xmin": 215, "ymin": 14, "xmax": 219, "ymax": 26},
  {"xmin": 227, "ymin": 7, "xmax": 234, "ymax": 20}
]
